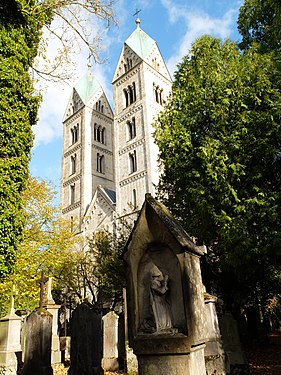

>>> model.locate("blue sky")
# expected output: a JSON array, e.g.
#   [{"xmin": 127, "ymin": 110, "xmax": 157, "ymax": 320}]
[{"xmin": 30, "ymin": 0, "xmax": 243, "ymax": 198}]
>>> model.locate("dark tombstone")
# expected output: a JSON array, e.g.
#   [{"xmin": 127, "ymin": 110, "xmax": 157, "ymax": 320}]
[
  {"xmin": 69, "ymin": 302, "xmax": 103, "ymax": 375},
  {"xmin": 117, "ymin": 312, "xmax": 126, "ymax": 371},
  {"xmin": 123, "ymin": 194, "xmax": 208, "ymax": 375},
  {"xmin": 23, "ymin": 272, "xmax": 53, "ymax": 375}
]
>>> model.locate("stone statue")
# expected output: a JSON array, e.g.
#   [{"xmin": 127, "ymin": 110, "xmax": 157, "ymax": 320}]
[{"xmin": 150, "ymin": 266, "xmax": 173, "ymax": 331}]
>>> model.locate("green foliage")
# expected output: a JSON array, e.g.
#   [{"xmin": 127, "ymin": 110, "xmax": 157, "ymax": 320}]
[
  {"xmin": 58, "ymin": 221, "xmax": 130, "ymax": 310},
  {"xmin": 0, "ymin": 2, "xmax": 45, "ymax": 277},
  {"xmin": 238, "ymin": 0, "xmax": 281, "ymax": 52},
  {"xmin": 154, "ymin": 35, "xmax": 281, "ymax": 306},
  {"xmin": 0, "ymin": 177, "xmax": 76, "ymax": 317},
  {"xmin": 0, "ymin": 0, "xmax": 115, "ymax": 277}
]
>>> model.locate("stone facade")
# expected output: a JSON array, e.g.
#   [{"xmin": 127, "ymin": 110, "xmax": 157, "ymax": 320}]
[{"xmin": 60, "ymin": 19, "xmax": 172, "ymax": 236}]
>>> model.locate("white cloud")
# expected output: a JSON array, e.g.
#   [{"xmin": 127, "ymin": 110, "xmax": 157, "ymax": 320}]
[{"xmin": 161, "ymin": 0, "xmax": 239, "ymax": 75}]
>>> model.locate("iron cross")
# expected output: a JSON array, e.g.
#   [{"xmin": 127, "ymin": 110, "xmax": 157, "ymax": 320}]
[{"xmin": 133, "ymin": 8, "xmax": 141, "ymax": 18}]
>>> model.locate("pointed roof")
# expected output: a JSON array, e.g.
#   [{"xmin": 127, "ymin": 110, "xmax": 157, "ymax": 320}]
[
  {"xmin": 74, "ymin": 68, "xmax": 102, "ymax": 105},
  {"xmin": 125, "ymin": 23, "xmax": 155, "ymax": 60}
]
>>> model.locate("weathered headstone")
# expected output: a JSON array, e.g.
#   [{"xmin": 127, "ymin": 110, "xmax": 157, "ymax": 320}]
[
  {"xmin": 123, "ymin": 194, "xmax": 207, "ymax": 375},
  {"xmin": 204, "ymin": 294, "xmax": 226, "ymax": 375},
  {"xmin": 69, "ymin": 302, "xmax": 103, "ymax": 375},
  {"xmin": 102, "ymin": 311, "xmax": 119, "ymax": 371},
  {"xmin": 43, "ymin": 277, "xmax": 61, "ymax": 363},
  {"xmin": 0, "ymin": 286, "xmax": 22, "ymax": 375},
  {"xmin": 219, "ymin": 311, "xmax": 249, "ymax": 374},
  {"xmin": 22, "ymin": 272, "xmax": 53, "ymax": 375}
]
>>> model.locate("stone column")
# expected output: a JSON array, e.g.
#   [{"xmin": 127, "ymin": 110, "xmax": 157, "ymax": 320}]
[
  {"xmin": 204, "ymin": 294, "xmax": 226, "ymax": 375},
  {"xmin": 0, "ymin": 313, "xmax": 22, "ymax": 375},
  {"xmin": 102, "ymin": 311, "xmax": 119, "ymax": 372},
  {"xmin": 43, "ymin": 278, "xmax": 61, "ymax": 364},
  {"xmin": 44, "ymin": 303, "xmax": 61, "ymax": 363}
]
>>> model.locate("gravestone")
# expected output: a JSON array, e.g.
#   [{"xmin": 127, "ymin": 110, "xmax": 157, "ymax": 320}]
[
  {"xmin": 219, "ymin": 312, "xmax": 248, "ymax": 374},
  {"xmin": 22, "ymin": 272, "xmax": 53, "ymax": 375},
  {"xmin": 69, "ymin": 302, "xmax": 103, "ymax": 375},
  {"xmin": 0, "ymin": 286, "xmax": 22, "ymax": 375},
  {"xmin": 123, "ymin": 194, "xmax": 207, "ymax": 375},
  {"xmin": 102, "ymin": 311, "xmax": 119, "ymax": 371},
  {"xmin": 204, "ymin": 294, "xmax": 226, "ymax": 375}
]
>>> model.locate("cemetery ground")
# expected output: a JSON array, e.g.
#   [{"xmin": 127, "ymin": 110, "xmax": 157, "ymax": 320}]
[{"xmin": 51, "ymin": 331, "xmax": 281, "ymax": 375}]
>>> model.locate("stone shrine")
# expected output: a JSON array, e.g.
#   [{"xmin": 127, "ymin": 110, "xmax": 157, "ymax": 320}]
[{"xmin": 123, "ymin": 194, "xmax": 207, "ymax": 375}]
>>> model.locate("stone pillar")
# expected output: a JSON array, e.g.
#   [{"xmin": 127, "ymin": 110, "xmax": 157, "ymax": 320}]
[
  {"xmin": 102, "ymin": 311, "xmax": 119, "ymax": 372},
  {"xmin": 204, "ymin": 294, "xmax": 226, "ymax": 375},
  {"xmin": 44, "ymin": 303, "xmax": 61, "ymax": 363},
  {"xmin": 0, "ymin": 313, "xmax": 22, "ymax": 375},
  {"xmin": 43, "ymin": 277, "xmax": 61, "ymax": 363}
]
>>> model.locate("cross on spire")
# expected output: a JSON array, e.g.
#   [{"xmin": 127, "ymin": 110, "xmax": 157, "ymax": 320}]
[
  {"xmin": 37, "ymin": 271, "xmax": 48, "ymax": 309},
  {"xmin": 133, "ymin": 8, "xmax": 141, "ymax": 18}
]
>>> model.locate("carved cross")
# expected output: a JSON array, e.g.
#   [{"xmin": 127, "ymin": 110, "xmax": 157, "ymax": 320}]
[
  {"xmin": 10, "ymin": 285, "xmax": 18, "ymax": 315},
  {"xmin": 37, "ymin": 271, "xmax": 48, "ymax": 308}
]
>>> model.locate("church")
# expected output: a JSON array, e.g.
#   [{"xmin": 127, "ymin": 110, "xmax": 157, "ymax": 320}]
[{"xmin": 60, "ymin": 18, "xmax": 172, "ymax": 237}]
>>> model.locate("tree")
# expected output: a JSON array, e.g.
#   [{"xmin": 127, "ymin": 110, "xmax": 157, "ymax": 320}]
[
  {"xmin": 154, "ymin": 35, "xmax": 281, "ymax": 309},
  {"xmin": 238, "ymin": 0, "xmax": 281, "ymax": 52},
  {"xmin": 58, "ymin": 221, "xmax": 130, "ymax": 311},
  {"xmin": 0, "ymin": 177, "xmax": 77, "ymax": 316},
  {"xmin": 0, "ymin": 1, "xmax": 115, "ymax": 277}
]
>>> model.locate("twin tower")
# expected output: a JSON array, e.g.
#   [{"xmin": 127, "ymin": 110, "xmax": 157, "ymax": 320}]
[{"xmin": 60, "ymin": 20, "xmax": 172, "ymax": 236}]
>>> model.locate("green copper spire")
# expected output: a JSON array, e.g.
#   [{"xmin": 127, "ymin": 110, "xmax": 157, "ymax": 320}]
[
  {"xmin": 125, "ymin": 19, "xmax": 155, "ymax": 59},
  {"xmin": 75, "ymin": 66, "xmax": 101, "ymax": 104}
]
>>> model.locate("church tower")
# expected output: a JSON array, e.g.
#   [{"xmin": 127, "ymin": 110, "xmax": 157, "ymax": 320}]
[
  {"xmin": 112, "ymin": 18, "xmax": 172, "ymax": 217},
  {"xmin": 60, "ymin": 67, "xmax": 115, "ymax": 232},
  {"xmin": 60, "ymin": 19, "xmax": 172, "ymax": 235}
]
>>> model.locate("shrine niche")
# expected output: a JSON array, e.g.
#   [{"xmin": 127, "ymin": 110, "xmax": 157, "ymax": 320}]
[
  {"xmin": 137, "ymin": 243, "xmax": 185, "ymax": 335},
  {"xmin": 123, "ymin": 194, "xmax": 208, "ymax": 375}
]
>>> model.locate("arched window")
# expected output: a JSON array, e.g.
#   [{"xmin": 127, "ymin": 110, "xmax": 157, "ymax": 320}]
[
  {"xmin": 94, "ymin": 123, "xmax": 97, "ymax": 141},
  {"xmin": 70, "ymin": 184, "xmax": 75, "ymax": 205},
  {"xmin": 101, "ymin": 127, "xmax": 106, "ymax": 144},
  {"xmin": 97, "ymin": 126, "xmax": 102, "ymax": 142},
  {"xmin": 132, "ymin": 189, "xmax": 137, "ymax": 209},
  {"xmin": 127, "ymin": 117, "xmax": 136, "ymax": 140},
  {"xmin": 124, "ymin": 82, "xmax": 136, "ymax": 108},
  {"xmin": 129, "ymin": 150, "xmax": 137, "ymax": 174},
  {"xmin": 124, "ymin": 89, "xmax": 129, "ymax": 107},
  {"xmin": 153, "ymin": 84, "xmax": 164, "ymax": 105},
  {"xmin": 70, "ymin": 154, "xmax": 76, "ymax": 174},
  {"xmin": 97, "ymin": 153, "xmax": 104, "ymax": 173}
]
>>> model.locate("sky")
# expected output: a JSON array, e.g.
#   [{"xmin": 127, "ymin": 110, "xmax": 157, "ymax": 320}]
[{"xmin": 30, "ymin": 0, "xmax": 243, "ymax": 199}]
